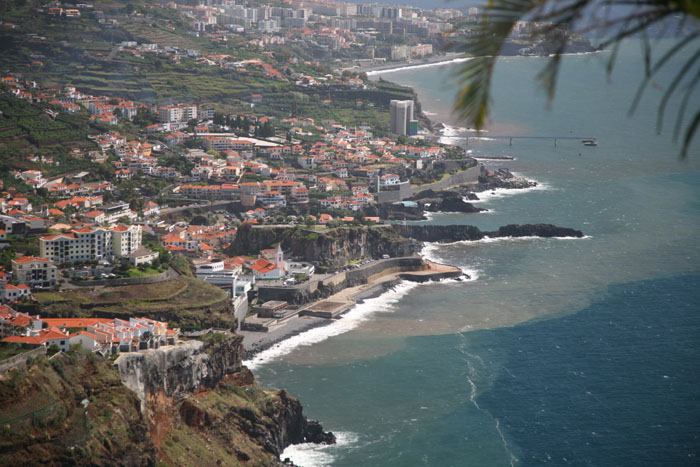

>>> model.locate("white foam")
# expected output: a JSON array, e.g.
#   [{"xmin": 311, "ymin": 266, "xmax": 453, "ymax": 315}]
[
  {"xmin": 422, "ymin": 235, "xmax": 589, "ymax": 247},
  {"xmin": 244, "ymin": 282, "xmax": 420, "ymax": 369},
  {"xmin": 280, "ymin": 431, "xmax": 359, "ymax": 467},
  {"xmin": 367, "ymin": 56, "xmax": 472, "ymax": 76},
  {"xmin": 468, "ymin": 178, "xmax": 552, "ymax": 203},
  {"xmin": 420, "ymin": 244, "xmax": 479, "ymax": 281}
]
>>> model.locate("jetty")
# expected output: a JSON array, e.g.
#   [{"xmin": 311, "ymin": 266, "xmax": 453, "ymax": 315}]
[{"xmin": 465, "ymin": 135, "xmax": 597, "ymax": 147}]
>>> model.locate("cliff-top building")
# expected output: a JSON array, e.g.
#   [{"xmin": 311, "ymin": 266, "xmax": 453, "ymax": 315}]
[{"xmin": 39, "ymin": 225, "xmax": 142, "ymax": 264}]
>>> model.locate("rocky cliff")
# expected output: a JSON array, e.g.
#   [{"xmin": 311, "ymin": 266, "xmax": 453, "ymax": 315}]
[
  {"xmin": 115, "ymin": 334, "xmax": 335, "ymax": 465},
  {"xmin": 0, "ymin": 336, "xmax": 334, "ymax": 466},
  {"xmin": 115, "ymin": 336, "xmax": 244, "ymax": 411},
  {"xmin": 230, "ymin": 225, "xmax": 418, "ymax": 268},
  {"xmin": 393, "ymin": 223, "xmax": 584, "ymax": 243}
]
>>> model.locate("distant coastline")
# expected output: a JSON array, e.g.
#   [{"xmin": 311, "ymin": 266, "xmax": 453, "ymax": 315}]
[{"xmin": 354, "ymin": 53, "xmax": 470, "ymax": 75}]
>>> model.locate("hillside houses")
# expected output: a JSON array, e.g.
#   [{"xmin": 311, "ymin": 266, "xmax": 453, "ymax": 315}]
[{"xmin": 0, "ymin": 308, "xmax": 179, "ymax": 354}]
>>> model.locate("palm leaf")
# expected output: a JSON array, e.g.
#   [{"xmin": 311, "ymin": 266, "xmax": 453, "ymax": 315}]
[{"xmin": 453, "ymin": 0, "xmax": 700, "ymax": 157}]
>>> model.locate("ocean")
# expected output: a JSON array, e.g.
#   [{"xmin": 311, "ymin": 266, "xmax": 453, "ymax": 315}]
[{"xmin": 250, "ymin": 40, "xmax": 700, "ymax": 466}]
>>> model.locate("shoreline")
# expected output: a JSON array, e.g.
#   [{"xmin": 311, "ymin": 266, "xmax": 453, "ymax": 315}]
[
  {"xmin": 358, "ymin": 49, "xmax": 604, "ymax": 76},
  {"xmin": 357, "ymin": 53, "xmax": 469, "ymax": 75},
  {"xmin": 241, "ymin": 260, "xmax": 462, "ymax": 361}
]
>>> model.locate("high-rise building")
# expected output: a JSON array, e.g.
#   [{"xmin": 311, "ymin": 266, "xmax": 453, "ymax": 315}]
[{"xmin": 390, "ymin": 100, "xmax": 415, "ymax": 136}]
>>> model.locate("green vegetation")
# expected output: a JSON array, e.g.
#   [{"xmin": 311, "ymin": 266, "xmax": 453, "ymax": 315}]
[
  {"xmin": 34, "ymin": 276, "xmax": 233, "ymax": 330},
  {"xmin": 453, "ymin": 0, "xmax": 700, "ymax": 157},
  {"xmin": 0, "ymin": 348, "xmax": 155, "ymax": 464},
  {"xmin": 0, "ymin": 343, "xmax": 32, "ymax": 362}
]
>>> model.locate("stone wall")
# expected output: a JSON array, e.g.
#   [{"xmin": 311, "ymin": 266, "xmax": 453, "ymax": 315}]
[
  {"xmin": 257, "ymin": 257, "xmax": 424, "ymax": 304},
  {"xmin": 70, "ymin": 268, "xmax": 178, "ymax": 287},
  {"xmin": 0, "ymin": 346, "xmax": 46, "ymax": 375}
]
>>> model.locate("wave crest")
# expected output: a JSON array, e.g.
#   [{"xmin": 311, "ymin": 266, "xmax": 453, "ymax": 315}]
[{"xmin": 244, "ymin": 282, "xmax": 420, "ymax": 369}]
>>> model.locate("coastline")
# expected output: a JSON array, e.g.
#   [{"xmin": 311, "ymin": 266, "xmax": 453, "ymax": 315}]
[
  {"xmin": 241, "ymin": 260, "xmax": 462, "ymax": 362},
  {"xmin": 358, "ymin": 49, "xmax": 604, "ymax": 76},
  {"xmin": 355, "ymin": 53, "xmax": 469, "ymax": 75}
]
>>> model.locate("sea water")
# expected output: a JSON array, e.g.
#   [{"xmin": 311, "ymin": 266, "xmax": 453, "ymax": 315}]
[{"xmin": 252, "ymin": 40, "xmax": 700, "ymax": 466}]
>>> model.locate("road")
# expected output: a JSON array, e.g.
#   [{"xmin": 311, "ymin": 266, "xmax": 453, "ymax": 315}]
[{"xmin": 159, "ymin": 200, "xmax": 236, "ymax": 215}]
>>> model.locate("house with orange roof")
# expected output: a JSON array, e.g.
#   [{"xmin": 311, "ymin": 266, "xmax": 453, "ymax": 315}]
[
  {"xmin": 3, "ymin": 283, "xmax": 31, "ymax": 302},
  {"xmin": 0, "ymin": 305, "xmax": 43, "ymax": 338},
  {"xmin": 83, "ymin": 210, "xmax": 105, "ymax": 224},
  {"xmin": 249, "ymin": 258, "xmax": 284, "ymax": 280},
  {"xmin": 2, "ymin": 326, "xmax": 71, "ymax": 351}
]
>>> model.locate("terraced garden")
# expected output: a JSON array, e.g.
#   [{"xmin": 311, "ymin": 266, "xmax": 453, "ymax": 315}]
[{"xmin": 34, "ymin": 276, "xmax": 235, "ymax": 331}]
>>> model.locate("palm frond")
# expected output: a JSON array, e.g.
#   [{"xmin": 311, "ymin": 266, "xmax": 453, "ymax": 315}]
[{"xmin": 453, "ymin": 0, "xmax": 700, "ymax": 157}]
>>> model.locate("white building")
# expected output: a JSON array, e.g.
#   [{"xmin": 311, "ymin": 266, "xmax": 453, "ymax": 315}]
[
  {"xmin": 11, "ymin": 256, "xmax": 57, "ymax": 289},
  {"xmin": 389, "ymin": 99, "xmax": 414, "ymax": 136},
  {"xmin": 196, "ymin": 260, "xmax": 238, "ymax": 287},
  {"xmin": 158, "ymin": 104, "xmax": 198, "ymax": 124},
  {"xmin": 380, "ymin": 174, "xmax": 401, "ymax": 186},
  {"xmin": 39, "ymin": 225, "xmax": 142, "ymax": 264}
]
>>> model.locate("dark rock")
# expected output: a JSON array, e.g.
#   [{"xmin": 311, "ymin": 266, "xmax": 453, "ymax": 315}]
[
  {"xmin": 229, "ymin": 226, "xmax": 418, "ymax": 269},
  {"xmin": 408, "ymin": 189, "xmax": 485, "ymax": 214},
  {"xmin": 492, "ymin": 224, "xmax": 584, "ymax": 238},
  {"xmin": 304, "ymin": 420, "xmax": 336, "ymax": 444},
  {"xmin": 180, "ymin": 400, "xmax": 215, "ymax": 428},
  {"xmin": 393, "ymin": 223, "xmax": 583, "ymax": 243}
]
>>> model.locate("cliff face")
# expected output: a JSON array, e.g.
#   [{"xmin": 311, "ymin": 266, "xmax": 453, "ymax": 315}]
[
  {"xmin": 114, "ymin": 335, "xmax": 335, "ymax": 466},
  {"xmin": 0, "ymin": 336, "xmax": 334, "ymax": 466},
  {"xmin": 393, "ymin": 223, "xmax": 584, "ymax": 243},
  {"xmin": 230, "ymin": 225, "xmax": 418, "ymax": 268},
  {"xmin": 115, "ymin": 336, "xmax": 244, "ymax": 411}
]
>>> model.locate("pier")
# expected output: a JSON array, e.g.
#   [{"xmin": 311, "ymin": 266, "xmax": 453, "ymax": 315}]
[{"xmin": 465, "ymin": 135, "xmax": 597, "ymax": 147}]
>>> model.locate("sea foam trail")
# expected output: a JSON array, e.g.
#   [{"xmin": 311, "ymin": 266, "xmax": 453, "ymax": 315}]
[
  {"xmin": 244, "ymin": 281, "xmax": 420, "ymax": 370},
  {"xmin": 468, "ymin": 176, "xmax": 553, "ymax": 203},
  {"xmin": 423, "ymin": 235, "xmax": 591, "ymax": 247},
  {"xmin": 421, "ymin": 244, "xmax": 480, "ymax": 281},
  {"xmin": 366, "ymin": 57, "xmax": 472, "ymax": 76},
  {"xmin": 280, "ymin": 431, "xmax": 359, "ymax": 467}
]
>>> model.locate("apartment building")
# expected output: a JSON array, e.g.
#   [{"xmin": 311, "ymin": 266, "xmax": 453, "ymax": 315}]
[
  {"xmin": 11, "ymin": 256, "xmax": 57, "ymax": 289},
  {"xmin": 39, "ymin": 225, "xmax": 142, "ymax": 264}
]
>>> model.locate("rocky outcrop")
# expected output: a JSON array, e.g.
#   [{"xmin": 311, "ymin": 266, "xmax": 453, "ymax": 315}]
[
  {"xmin": 458, "ymin": 166, "xmax": 538, "ymax": 198},
  {"xmin": 410, "ymin": 189, "xmax": 485, "ymax": 213},
  {"xmin": 234, "ymin": 389, "xmax": 336, "ymax": 457},
  {"xmin": 493, "ymin": 224, "xmax": 584, "ymax": 238},
  {"xmin": 393, "ymin": 223, "xmax": 584, "ymax": 243},
  {"xmin": 230, "ymin": 225, "xmax": 418, "ymax": 268},
  {"xmin": 114, "ymin": 335, "xmax": 335, "ymax": 465},
  {"xmin": 115, "ymin": 335, "xmax": 243, "ymax": 410}
]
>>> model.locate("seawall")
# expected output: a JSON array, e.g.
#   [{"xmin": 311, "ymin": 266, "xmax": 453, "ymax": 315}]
[{"xmin": 257, "ymin": 256, "xmax": 425, "ymax": 304}]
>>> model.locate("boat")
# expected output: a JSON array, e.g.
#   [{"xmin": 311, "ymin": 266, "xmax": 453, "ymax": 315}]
[{"xmin": 582, "ymin": 139, "xmax": 598, "ymax": 146}]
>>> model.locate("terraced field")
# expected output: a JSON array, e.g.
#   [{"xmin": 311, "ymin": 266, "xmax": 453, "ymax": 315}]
[{"xmin": 34, "ymin": 276, "xmax": 235, "ymax": 331}]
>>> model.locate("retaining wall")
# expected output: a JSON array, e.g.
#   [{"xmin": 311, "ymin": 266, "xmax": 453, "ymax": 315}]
[
  {"xmin": 69, "ymin": 268, "xmax": 177, "ymax": 287},
  {"xmin": 257, "ymin": 257, "xmax": 424, "ymax": 304},
  {"xmin": 0, "ymin": 346, "xmax": 47, "ymax": 375}
]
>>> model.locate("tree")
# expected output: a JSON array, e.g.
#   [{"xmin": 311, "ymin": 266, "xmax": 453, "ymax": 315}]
[{"xmin": 453, "ymin": 1, "xmax": 700, "ymax": 157}]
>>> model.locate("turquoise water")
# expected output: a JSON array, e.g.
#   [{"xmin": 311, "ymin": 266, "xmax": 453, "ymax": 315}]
[{"xmin": 251, "ymin": 41, "xmax": 700, "ymax": 466}]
